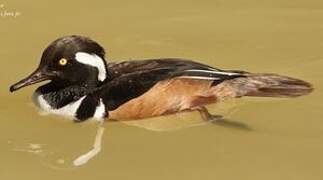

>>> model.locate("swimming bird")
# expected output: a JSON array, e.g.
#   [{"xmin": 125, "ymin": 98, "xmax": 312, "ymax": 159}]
[{"xmin": 9, "ymin": 35, "xmax": 313, "ymax": 122}]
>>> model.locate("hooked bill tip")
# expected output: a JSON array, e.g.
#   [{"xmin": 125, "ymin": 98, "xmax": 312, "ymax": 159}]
[
  {"xmin": 9, "ymin": 86, "xmax": 14, "ymax": 92},
  {"xmin": 9, "ymin": 84, "xmax": 20, "ymax": 92}
]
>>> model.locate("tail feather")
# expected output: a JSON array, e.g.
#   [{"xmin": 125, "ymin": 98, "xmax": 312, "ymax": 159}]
[{"xmin": 233, "ymin": 73, "xmax": 313, "ymax": 98}]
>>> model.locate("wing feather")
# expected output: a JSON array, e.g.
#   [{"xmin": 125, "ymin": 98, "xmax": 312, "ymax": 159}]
[{"xmin": 99, "ymin": 58, "xmax": 245, "ymax": 111}]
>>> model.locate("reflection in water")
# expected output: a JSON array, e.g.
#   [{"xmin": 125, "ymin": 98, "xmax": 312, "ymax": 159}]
[
  {"xmin": 1, "ymin": 0, "xmax": 322, "ymax": 178},
  {"xmin": 122, "ymin": 99, "xmax": 245, "ymax": 131},
  {"xmin": 12, "ymin": 142, "xmax": 44, "ymax": 154},
  {"xmin": 11, "ymin": 100, "xmax": 247, "ymax": 167},
  {"xmin": 122, "ymin": 114, "xmax": 212, "ymax": 132},
  {"xmin": 9, "ymin": 122, "xmax": 106, "ymax": 168},
  {"xmin": 10, "ymin": 141, "xmax": 74, "ymax": 169},
  {"xmin": 73, "ymin": 122, "xmax": 105, "ymax": 166},
  {"xmin": 8, "ymin": 99, "xmax": 249, "ymax": 168},
  {"xmin": 122, "ymin": 114, "xmax": 252, "ymax": 132},
  {"xmin": 212, "ymin": 119, "xmax": 253, "ymax": 131}
]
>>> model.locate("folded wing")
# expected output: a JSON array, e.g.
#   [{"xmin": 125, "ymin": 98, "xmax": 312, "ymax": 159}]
[{"xmin": 99, "ymin": 58, "xmax": 245, "ymax": 111}]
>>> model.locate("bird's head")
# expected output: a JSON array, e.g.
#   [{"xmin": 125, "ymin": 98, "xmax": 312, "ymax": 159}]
[{"xmin": 10, "ymin": 35, "xmax": 108, "ymax": 92}]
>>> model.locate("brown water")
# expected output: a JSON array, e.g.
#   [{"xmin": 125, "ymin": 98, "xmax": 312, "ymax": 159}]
[{"xmin": 1, "ymin": 0, "xmax": 323, "ymax": 179}]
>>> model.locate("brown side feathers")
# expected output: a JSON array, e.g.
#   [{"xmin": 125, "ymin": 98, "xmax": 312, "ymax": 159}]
[{"xmin": 109, "ymin": 74, "xmax": 313, "ymax": 120}]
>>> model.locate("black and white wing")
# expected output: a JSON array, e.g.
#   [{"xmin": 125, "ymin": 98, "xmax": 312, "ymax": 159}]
[{"xmin": 99, "ymin": 58, "xmax": 246, "ymax": 110}]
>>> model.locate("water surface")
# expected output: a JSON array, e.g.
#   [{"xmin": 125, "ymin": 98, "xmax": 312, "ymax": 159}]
[{"xmin": 1, "ymin": 0, "xmax": 323, "ymax": 179}]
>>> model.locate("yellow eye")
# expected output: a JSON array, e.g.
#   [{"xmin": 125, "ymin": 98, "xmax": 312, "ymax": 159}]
[{"xmin": 58, "ymin": 58, "xmax": 68, "ymax": 66}]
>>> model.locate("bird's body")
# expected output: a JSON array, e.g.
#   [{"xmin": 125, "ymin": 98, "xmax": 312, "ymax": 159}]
[{"xmin": 10, "ymin": 35, "xmax": 313, "ymax": 122}]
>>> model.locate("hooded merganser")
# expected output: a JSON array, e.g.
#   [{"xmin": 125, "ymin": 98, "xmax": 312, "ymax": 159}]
[{"xmin": 9, "ymin": 35, "xmax": 313, "ymax": 122}]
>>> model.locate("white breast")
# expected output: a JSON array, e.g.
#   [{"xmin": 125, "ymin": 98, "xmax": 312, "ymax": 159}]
[
  {"xmin": 33, "ymin": 91, "xmax": 86, "ymax": 118},
  {"xmin": 32, "ymin": 92, "xmax": 105, "ymax": 121}
]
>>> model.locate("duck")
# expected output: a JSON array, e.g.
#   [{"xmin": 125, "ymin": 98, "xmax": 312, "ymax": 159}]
[{"xmin": 9, "ymin": 35, "xmax": 313, "ymax": 122}]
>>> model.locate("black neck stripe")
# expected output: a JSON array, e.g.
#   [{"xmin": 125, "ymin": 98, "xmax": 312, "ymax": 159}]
[{"xmin": 75, "ymin": 95, "xmax": 99, "ymax": 122}]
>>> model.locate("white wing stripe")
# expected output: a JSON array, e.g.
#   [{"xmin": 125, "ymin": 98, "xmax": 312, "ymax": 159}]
[
  {"xmin": 184, "ymin": 69, "xmax": 240, "ymax": 76},
  {"xmin": 178, "ymin": 76, "xmax": 220, "ymax": 80}
]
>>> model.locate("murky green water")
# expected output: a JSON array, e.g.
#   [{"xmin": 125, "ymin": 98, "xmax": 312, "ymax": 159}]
[{"xmin": 1, "ymin": 0, "xmax": 323, "ymax": 179}]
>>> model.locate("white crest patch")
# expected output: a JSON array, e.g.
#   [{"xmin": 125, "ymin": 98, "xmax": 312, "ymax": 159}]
[{"xmin": 75, "ymin": 52, "xmax": 107, "ymax": 81}]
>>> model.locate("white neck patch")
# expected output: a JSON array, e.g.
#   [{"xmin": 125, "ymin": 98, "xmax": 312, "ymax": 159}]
[
  {"xmin": 34, "ymin": 93, "xmax": 86, "ymax": 118},
  {"xmin": 75, "ymin": 52, "xmax": 107, "ymax": 81},
  {"xmin": 33, "ymin": 92, "xmax": 105, "ymax": 121}
]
